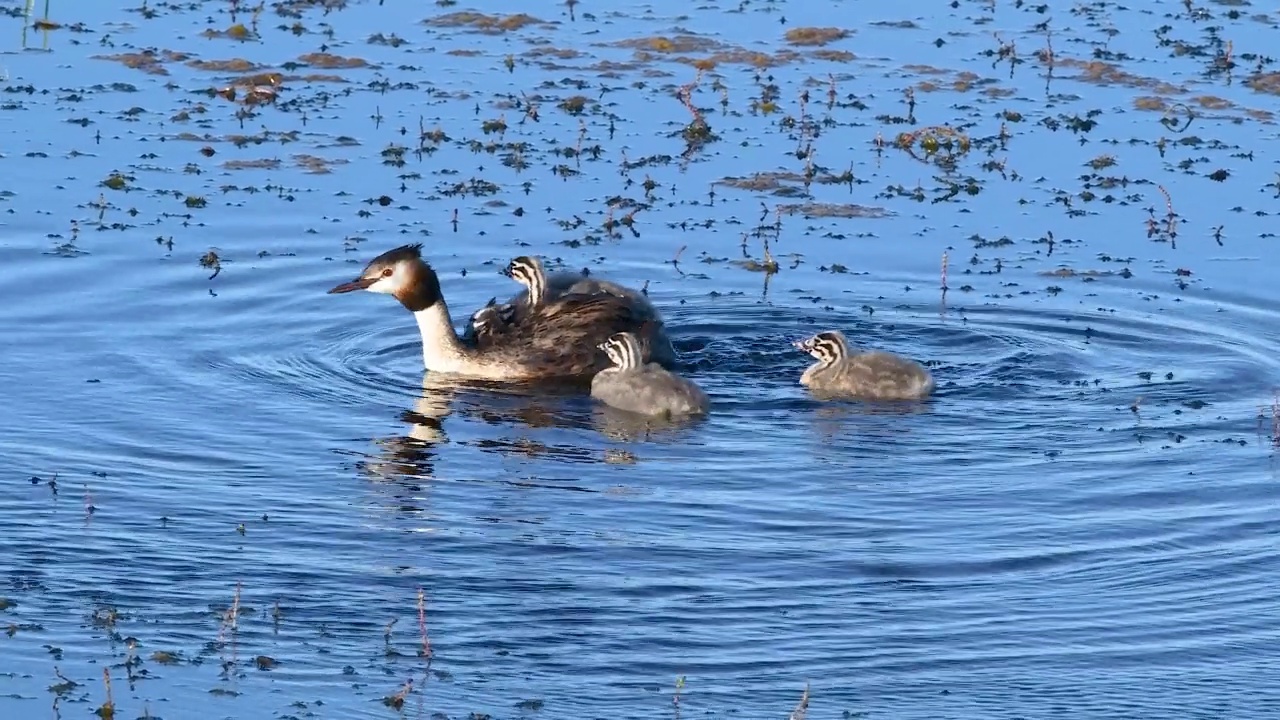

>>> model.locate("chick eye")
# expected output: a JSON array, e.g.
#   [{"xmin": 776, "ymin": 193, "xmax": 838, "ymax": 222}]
[{"xmin": 380, "ymin": 267, "xmax": 393, "ymax": 278}]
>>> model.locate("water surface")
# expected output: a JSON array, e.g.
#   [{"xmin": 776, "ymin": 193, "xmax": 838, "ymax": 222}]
[{"xmin": 2, "ymin": 1, "xmax": 1279, "ymax": 718}]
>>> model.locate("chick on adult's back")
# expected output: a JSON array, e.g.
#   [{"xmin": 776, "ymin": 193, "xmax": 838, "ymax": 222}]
[
  {"xmin": 795, "ymin": 330, "xmax": 934, "ymax": 401},
  {"xmin": 505, "ymin": 254, "xmax": 656, "ymax": 312},
  {"xmin": 591, "ymin": 331, "xmax": 709, "ymax": 417},
  {"xmin": 466, "ymin": 254, "xmax": 665, "ymax": 349}
]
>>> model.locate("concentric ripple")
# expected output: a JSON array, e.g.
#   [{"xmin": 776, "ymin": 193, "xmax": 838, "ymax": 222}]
[
  {"xmin": 7, "ymin": 251, "xmax": 1279, "ymax": 718},
  {"xmin": 5, "ymin": 0, "xmax": 1280, "ymax": 717}
]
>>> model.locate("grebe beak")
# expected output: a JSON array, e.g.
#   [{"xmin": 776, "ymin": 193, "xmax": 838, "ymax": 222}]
[{"xmin": 327, "ymin": 276, "xmax": 376, "ymax": 294}]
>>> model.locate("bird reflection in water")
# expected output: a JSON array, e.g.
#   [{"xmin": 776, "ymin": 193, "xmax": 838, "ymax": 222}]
[
  {"xmin": 591, "ymin": 404, "xmax": 707, "ymax": 443},
  {"xmin": 348, "ymin": 375, "xmax": 453, "ymax": 484},
  {"xmin": 358, "ymin": 375, "xmax": 661, "ymax": 487},
  {"xmin": 805, "ymin": 396, "xmax": 935, "ymax": 448}
]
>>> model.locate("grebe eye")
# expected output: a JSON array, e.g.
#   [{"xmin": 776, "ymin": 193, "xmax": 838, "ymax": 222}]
[{"xmin": 381, "ymin": 267, "xmax": 393, "ymax": 278}]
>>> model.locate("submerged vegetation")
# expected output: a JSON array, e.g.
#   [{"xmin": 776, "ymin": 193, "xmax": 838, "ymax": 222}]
[
  {"xmin": 782, "ymin": 27, "xmax": 850, "ymax": 47},
  {"xmin": 425, "ymin": 11, "xmax": 544, "ymax": 33}
]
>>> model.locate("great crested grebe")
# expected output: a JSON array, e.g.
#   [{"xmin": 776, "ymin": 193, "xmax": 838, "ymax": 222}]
[
  {"xmin": 795, "ymin": 330, "xmax": 934, "ymax": 401},
  {"xmin": 591, "ymin": 331, "xmax": 709, "ymax": 417},
  {"xmin": 328, "ymin": 243, "xmax": 676, "ymax": 380}
]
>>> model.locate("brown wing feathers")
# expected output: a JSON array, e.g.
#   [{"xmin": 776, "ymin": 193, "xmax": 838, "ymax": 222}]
[{"xmin": 501, "ymin": 292, "xmax": 661, "ymax": 377}]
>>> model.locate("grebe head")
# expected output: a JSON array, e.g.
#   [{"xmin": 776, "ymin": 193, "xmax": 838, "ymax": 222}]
[
  {"xmin": 502, "ymin": 255, "xmax": 544, "ymax": 281},
  {"xmin": 598, "ymin": 332, "xmax": 644, "ymax": 371},
  {"xmin": 502, "ymin": 255, "xmax": 548, "ymax": 305},
  {"xmin": 328, "ymin": 243, "xmax": 442, "ymax": 312},
  {"xmin": 794, "ymin": 330, "xmax": 849, "ymax": 366}
]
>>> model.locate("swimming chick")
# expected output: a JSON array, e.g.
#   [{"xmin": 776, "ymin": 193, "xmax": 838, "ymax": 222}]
[
  {"xmin": 795, "ymin": 330, "xmax": 934, "ymax": 401},
  {"xmin": 328, "ymin": 243, "xmax": 676, "ymax": 380},
  {"xmin": 591, "ymin": 331, "xmax": 709, "ymax": 417}
]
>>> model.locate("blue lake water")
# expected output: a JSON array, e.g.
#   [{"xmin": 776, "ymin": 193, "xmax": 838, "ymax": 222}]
[{"xmin": 3, "ymin": 0, "xmax": 1280, "ymax": 718}]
